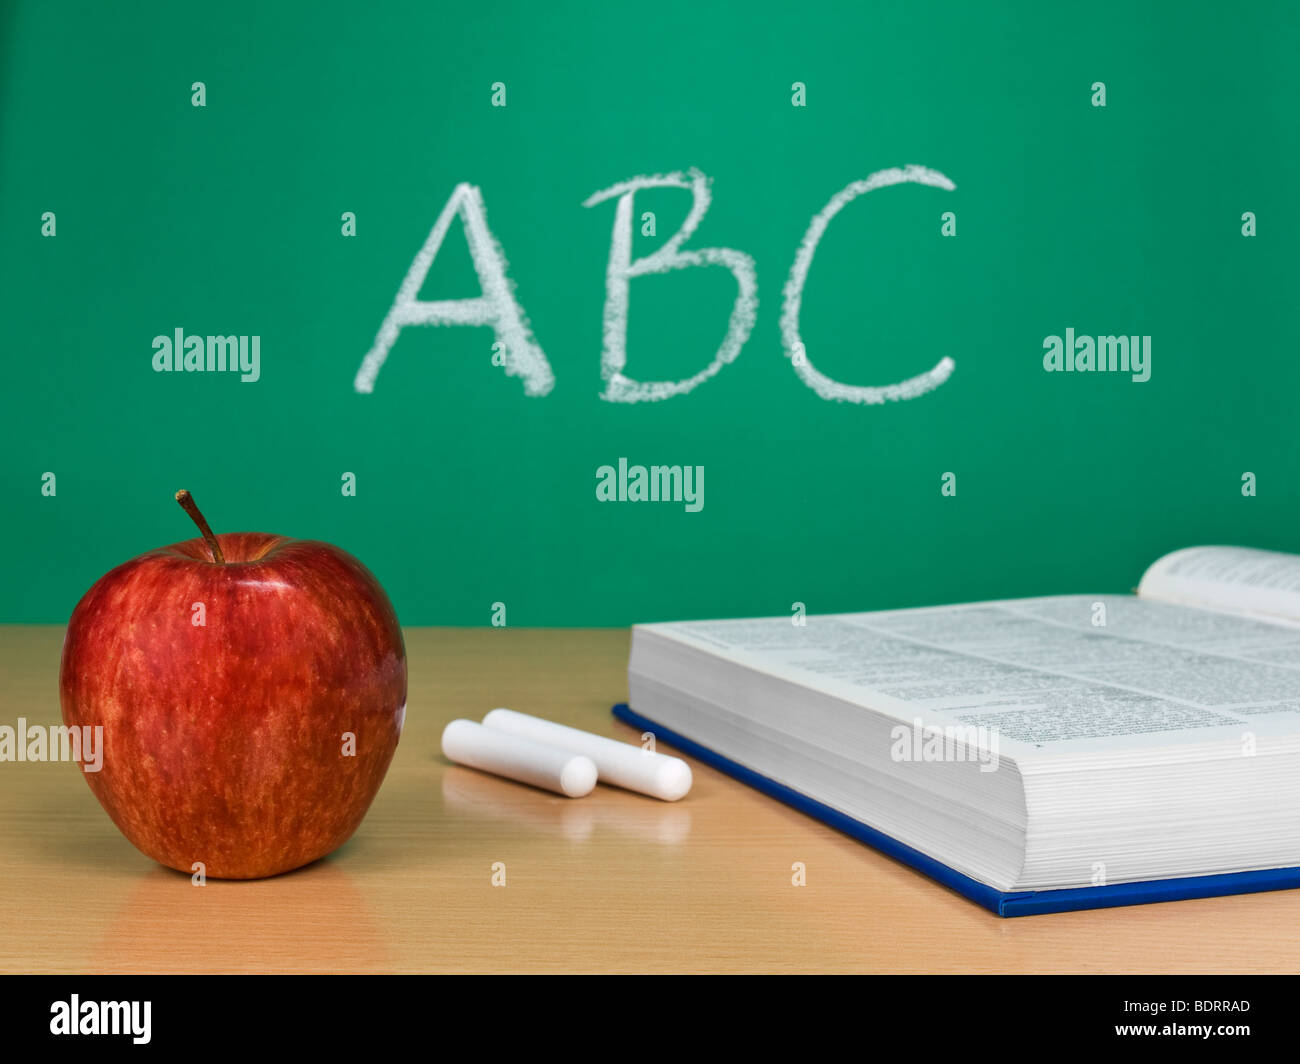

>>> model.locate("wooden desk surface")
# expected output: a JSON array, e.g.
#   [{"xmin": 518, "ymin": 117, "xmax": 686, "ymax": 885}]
[{"xmin": 2, "ymin": 624, "xmax": 1298, "ymax": 974}]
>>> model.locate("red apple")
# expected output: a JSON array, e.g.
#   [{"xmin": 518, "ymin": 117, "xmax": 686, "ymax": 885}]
[{"xmin": 59, "ymin": 490, "xmax": 406, "ymax": 879}]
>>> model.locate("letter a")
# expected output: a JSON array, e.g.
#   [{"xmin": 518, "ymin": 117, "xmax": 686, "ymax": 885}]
[
  {"xmin": 582, "ymin": 168, "xmax": 757, "ymax": 402},
  {"xmin": 354, "ymin": 183, "xmax": 554, "ymax": 396}
]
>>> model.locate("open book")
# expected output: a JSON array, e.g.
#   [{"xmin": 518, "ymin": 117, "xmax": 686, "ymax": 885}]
[{"xmin": 622, "ymin": 546, "xmax": 1300, "ymax": 915}]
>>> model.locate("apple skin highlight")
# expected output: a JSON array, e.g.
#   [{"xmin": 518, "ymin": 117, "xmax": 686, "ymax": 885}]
[{"xmin": 59, "ymin": 531, "xmax": 407, "ymax": 879}]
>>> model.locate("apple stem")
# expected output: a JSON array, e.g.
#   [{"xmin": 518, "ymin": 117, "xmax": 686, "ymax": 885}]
[{"xmin": 175, "ymin": 490, "xmax": 225, "ymax": 564}]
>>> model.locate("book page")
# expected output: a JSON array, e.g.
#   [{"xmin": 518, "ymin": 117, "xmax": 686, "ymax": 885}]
[
  {"xmin": 1139, "ymin": 546, "xmax": 1300, "ymax": 623},
  {"xmin": 640, "ymin": 594, "xmax": 1300, "ymax": 760}
]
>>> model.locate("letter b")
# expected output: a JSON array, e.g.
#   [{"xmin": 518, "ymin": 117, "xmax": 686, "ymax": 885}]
[{"xmin": 582, "ymin": 168, "xmax": 757, "ymax": 402}]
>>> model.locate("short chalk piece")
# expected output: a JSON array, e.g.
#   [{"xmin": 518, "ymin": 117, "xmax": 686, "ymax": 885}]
[{"xmin": 441, "ymin": 719, "xmax": 597, "ymax": 798}]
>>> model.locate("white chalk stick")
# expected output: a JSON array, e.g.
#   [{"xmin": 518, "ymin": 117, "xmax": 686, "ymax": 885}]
[
  {"xmin": 441, "ymin": 719, "xmax": 597, "ymax": 798},
  {"xmin": 482, "ymin": 708, "xmax": 693, "ymax": 801}
]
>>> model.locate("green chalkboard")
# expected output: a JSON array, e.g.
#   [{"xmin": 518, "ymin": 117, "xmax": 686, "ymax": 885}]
[{"xmin": 2, "ymin": 0, "xmax": 1297, "ymax": 625}]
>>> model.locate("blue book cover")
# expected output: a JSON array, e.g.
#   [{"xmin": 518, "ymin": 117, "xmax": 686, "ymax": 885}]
[{"xmin": 613, "ymin": 703, "xmax": 1300, "ymax": 917}]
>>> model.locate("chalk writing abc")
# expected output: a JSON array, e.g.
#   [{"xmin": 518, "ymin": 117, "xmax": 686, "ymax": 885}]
[{"xmin": 355, "ymin": 166, "xmax": 962, "ymax": 405}]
